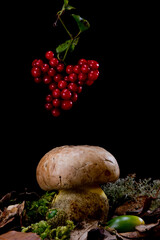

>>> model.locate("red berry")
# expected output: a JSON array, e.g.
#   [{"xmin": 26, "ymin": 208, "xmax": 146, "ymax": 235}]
[
  {"xmin": 68, "ymin": 73, "xmax": 77, "ymax": 82},
  {"xmin": 78, "ymin": 58, "xmax": 88, "ymax": 65},
  {"xmin": 43, "ymin": 75, "xmax": 52, "ymax": 84},
  {"xmin": 48, "ymin": 68, "xmax": 56, "ymax": 77},
  {"xmin": 77, "ymin": 86, "xmax": 83, "ymax": 93},
  {"xmin": 81, "ymin": 64, "xmax": 90, "ymax": 74},
  {"xmin": 45, "ymin": 103, "xmax": 53, "ymax": 110},
  {"xmin": 41, "ymin": 63, "xmax": 50, "ymax": 73},
  {"xmin": 56, "ymin": 63, "xmax": 65, "ymax": 72},
  {"xmin": 58, "ymin": 80, "xmax": 67, "ymax": 89},
  {"xmin": 61, "ymin": 100, "xmax": 73, "ymax": 110},
  {"xmin": 31, "ymin": 67, "xmax": 41, "ymax": 77},
  {"xmin": 73, "ymin": 65, "xmax": 81, "ymax": 74},
  {"xmin": 51, "ymin": 108, "xmax": 61, "ymax": 117},
  {"xmin": 49, "ymin": 58, "xmax": 59, "ymax": 67},
  {"xmin": 78, "ymin": 72, "xmax": 87, "ymax": 81},
  {"xmin": 85, "ymin": 80, "xmax": 94, "ymax": 86},
  {"xmin": 88, "ymin": 60, "xmax": 99, "ymax": 69},
  {"xmin": 66, "ymin": 65, "xmax": 73, "ymax": 74},
  {"xmin": 32, "ymin": 59, "xmax": 38, "ymax": 67},
  {"xmin": 52, "ymin": 88, "xmax": 61, "ymax": 98},
  {"xmin": 49, "ymin": 82, "xmax": 57, "ymax": 91},
  {"xmin": 52, "ymin": 98, "xmax": 61, "ymax": 107},
  {"xmin": 64, "ymin": 76, "xmax": 69, "ymax": 81},
  {"xmin": 77, "ymin": 80, "xmax": 84, "ymax": 86},
  {"xmin": 88, "ymin": 70, "xmax": 99, "ymax": 81},
  {"xmin": 46, "ymin": 94, "xmax": 52, "ymax": 102},
  {"xmin": 71, "ymin": 92, "xmax": 78, "ymax": 102},
  {"xmin": 54, "ymin": 74, "xmax": 63, "ymax": 82},
  {"xmin": 35, "ymin": 59, "xmax": 43, "ymax": 67},
  {"xmin": 45, "ymin": 51, "xmax": 54, "ymax": 60},
  {"xmin": 34, "ymin": 77, "xmax": 42, "ymax": 83},
  {"xmin": 61, "ymin": 89, "xmax": 72, "ymax": 100},
  {"xmin": 68, "ymin": 83, "xmax": 78, "ymax": 92}
]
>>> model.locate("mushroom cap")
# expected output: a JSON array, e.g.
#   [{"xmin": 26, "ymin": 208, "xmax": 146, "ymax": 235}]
[{"xmin": 36, "ymin": 145, "xmax": 120, "ymax": 191}]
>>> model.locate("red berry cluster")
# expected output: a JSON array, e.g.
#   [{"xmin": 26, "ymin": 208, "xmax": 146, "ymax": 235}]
[{"xmin": 31, "ymin": 51, "xmax": 99, "ymax": 117}]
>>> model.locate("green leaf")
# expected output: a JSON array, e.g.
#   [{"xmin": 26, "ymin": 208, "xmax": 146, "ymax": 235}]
[
  {"xmin": 63, "ymin": 0, "xmax": 75, "ymax": 11},
  {"xmin": 72, "ymin": 14, "xmax": 90, "ymax": 32},
  {"xmin": 56, "ymin": 39, "xmax": 72, "ymax": 54},
  {"xmin": 69, "ymin": 37, "xmax": 79, "ymax": 52},
  {"xmin": 66, "ymin": 4, "xmax": 76, "ymax": 10},
  {"xmin": 56, "ymin": 38, "xmax": 79, "ymax": 55},
  {"xmin": 64, "ymin": 0, "xmax": 69, "ymax": 7}
]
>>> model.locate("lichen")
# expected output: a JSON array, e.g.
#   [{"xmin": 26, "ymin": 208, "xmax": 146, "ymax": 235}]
[{"xmin": 101, "ymin": 175, "xmax": 160, "ymax": 212}]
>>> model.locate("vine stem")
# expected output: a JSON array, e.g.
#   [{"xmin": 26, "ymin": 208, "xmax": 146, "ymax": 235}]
[
  {"xmin": 62, "ymin": 39, "xmax": 73, "ymax": 62},
  {"xmin": 55, "ymin": 9, "xmax": 81, "ymax": 62},
  {"xmin": 55, "ymin": 13, "xmax": 74, "ymax": 61},
  {"xmin": 58, "ymin": 15, "xmax": 73, "ymax": 39}
]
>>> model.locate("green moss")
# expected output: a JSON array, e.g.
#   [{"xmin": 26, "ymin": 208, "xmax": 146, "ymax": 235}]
[
  {"xmin": 46, "ymin": 208, "xmax": 68, "ymax": 228},
  {"xmin": 25, "ymin": 191, "xmax": 57, "ymax": 224},
  {"xmin": 22, "ymin": 217, "xmax": 75, "ymax": 240}
]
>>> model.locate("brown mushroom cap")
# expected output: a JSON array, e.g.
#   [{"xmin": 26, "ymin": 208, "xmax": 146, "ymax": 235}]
[{"xmin": 36, "ymin": 145, "xmax": 120, "ymax": 191}]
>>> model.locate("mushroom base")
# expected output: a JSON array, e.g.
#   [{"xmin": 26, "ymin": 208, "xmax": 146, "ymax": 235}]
[{"xmin": 52, "ymin": 186, "xmax": 109, "ymax": 223}]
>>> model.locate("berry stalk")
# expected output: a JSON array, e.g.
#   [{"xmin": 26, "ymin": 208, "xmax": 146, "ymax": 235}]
[{"xmin": 57, "ymin": 13, "xmax": 73, "ymax": 39}]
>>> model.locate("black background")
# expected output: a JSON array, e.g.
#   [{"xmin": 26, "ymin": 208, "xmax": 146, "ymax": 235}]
[{"xmin": 1, "ymin": 1, "xmax": 159, "ymax": 196}]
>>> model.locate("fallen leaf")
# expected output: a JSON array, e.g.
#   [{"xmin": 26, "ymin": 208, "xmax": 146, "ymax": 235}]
[
  {"xmin": 115, "ymin": 196, "xmax": 148, "ymax": 216},
  {"xmin": 135, "ymin": 219, "xmax": 160, "ymax": 232},
  {"xmin": 70, "ymin": 221, "xmax": 99, "ymax": 240},
  {"xmin": 0, "ymin": 230, "xmax": 41, "ymax": 240},
  {"xmin": 138, "ymin": 196, "xmax": 156, "ymax": 217},
  {"xmin": 0, "ymin": 190, "xmax": 39, "ymax": 210},
  {"xmin": 0, "ymin": 211, "xmax": 2, "ymax": 221},
  {"xmin": 87, "ymin": 228, "xmax": 117, "ymax": 240},
  {"xmin": 0, "ymin": 217, "xmax": 15, "ymax": 229},
  {"xmin": 0, "ymin": 192, "xmax": 16, "ymax": 209},
  {"xmin": 119, "ymin": 220, "xmax": 160, "ymax": 239},
  {"xmin": 153, "ymin": 225, "xmax": 160, "ymax": 237},
  {"xmin": 142, "ymin": 207, "xmax": 160, "ymax": 223},
  {"xmin": 119, "ymin": 231, "xmax": 146, "ymax": 238},
  {"xmin": 0, "ymin": 202, "xmax": 25, "ymax": 234}
]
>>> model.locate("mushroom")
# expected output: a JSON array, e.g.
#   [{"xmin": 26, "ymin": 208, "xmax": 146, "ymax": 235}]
[{"xmin": 36, "ymin": 145, "xmax": 120, "ymax": 223}]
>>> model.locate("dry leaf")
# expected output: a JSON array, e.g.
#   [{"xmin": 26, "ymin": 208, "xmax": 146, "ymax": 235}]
[
  {"xmin": 142, "ymin": 207, "xmax": 160, "ymax": 223},
  {"xmin": 135, "ymin": 219, "xmax": 160, "ymax": 232},
  {"xmin": 0, "ymin": 217, "xmax": 15, "ymax": 229},
  {"xmin": 0, "ymin": 230, "xmax": 41, "ymax": 240},
  {"xmin": 70, "ymin": 221, "xmax": 99, "ymax": 240},
  {"xmin": 0, "ymin": 192, "xmax": 16, "ymax": 209},
  {"xmin": 0, "ymin": 190, "xmax": 39, "ymax": 210},
  {"xmin": 119, "ymin": 231, "xmax": 146, "ymax": 238},
  {"xmin": 115, "ymin": 196, "xmax": 149, "ymax": 216},
  {"xmin": 87, "ymin": 228, "xmax": 117, "ymax": 240},
  {"xmin": 0, "ymin": 202, "xmax": 25, "ymax": 234},
  {"xmin": 119, "ymin": 219, "xmax": 160, "ymax": 239}
]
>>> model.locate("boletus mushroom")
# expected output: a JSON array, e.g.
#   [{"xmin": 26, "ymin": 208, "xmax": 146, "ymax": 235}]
[{"xmin": 36, "ymin": 145, "xmax": 120, "ymax": 223}]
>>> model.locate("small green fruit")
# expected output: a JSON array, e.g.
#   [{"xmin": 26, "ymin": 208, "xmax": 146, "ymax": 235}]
[{"xmin": 106, "ymin": 215, "xmax": 145, "ymax": 233}]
